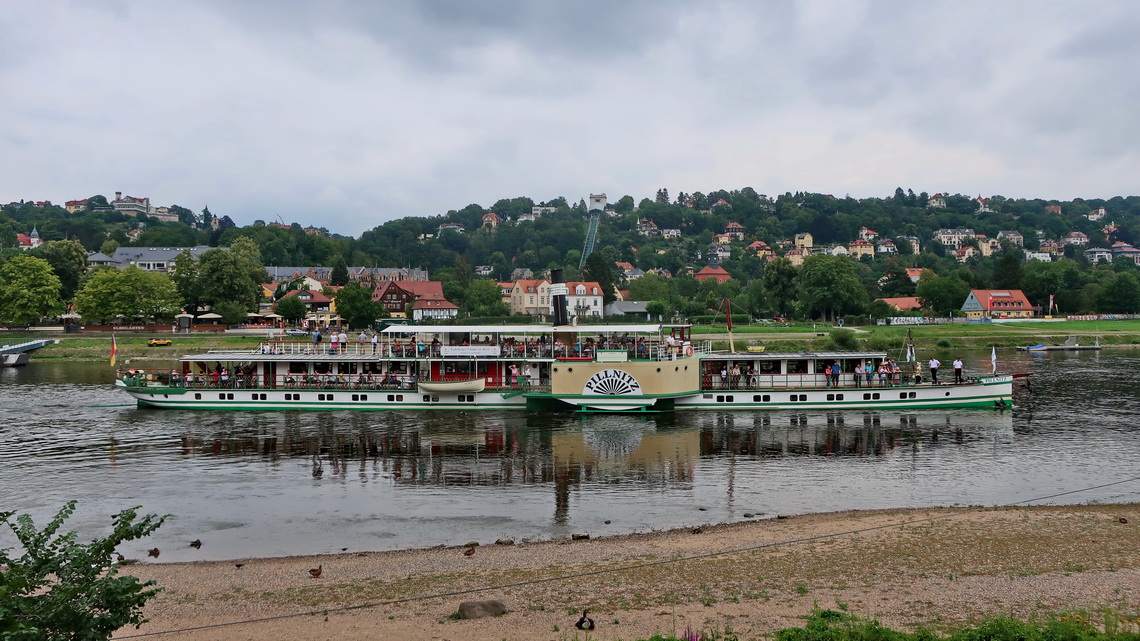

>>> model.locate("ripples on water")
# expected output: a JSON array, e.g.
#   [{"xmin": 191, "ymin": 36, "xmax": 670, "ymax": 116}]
[{"xmin": 1, "ymin": 351, "xmax": 1137, "ymax": 561}]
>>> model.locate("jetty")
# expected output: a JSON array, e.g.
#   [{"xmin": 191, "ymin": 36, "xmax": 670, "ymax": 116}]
[
  {"xmin": 1018, "ymin": 336, "xmax": 1102, "ymax": 352},
  {"xmin": 0, "ymin": 339, "xmax": 57, "ymax": 366}
]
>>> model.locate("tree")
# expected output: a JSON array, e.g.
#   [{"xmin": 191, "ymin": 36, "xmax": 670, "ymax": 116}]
[
  {"xmin": 30, "ymin": 240, "xmax": 89, "ymax": 301},
  {"xmin": 796, "ymin": 254, "xmax": 869, "ymax": 321},
  {"xmin": 582, "ymin": 251, "xmax": 619, "ymax": 304},
  {"xmin": 0, "ymin": 255, "xmax": 65, "ymax": 324},
  {"xmin": 192, "ymin": 239, "xmax": 264, "ymax": 312},
  {"xmin": 274, "ymin": 294, "xmax": 308, "ymax": 324},
  {"xmin": 1097, "ymin": 272, "xmax": 1140, "ymax": 313},
  {"xmin": 329, "ymin": 255, "xmax": 349, "ymax": 286},
  {"xmin": 74, "ymin": 267, "xmax": 182, "ymax": 323},
  {"xmin": 915, "ymin": 274, "xmax": 971, "ymax": 316},
  {"xmin": 993, "ymin": 249, "xmax": 1023, "ymax": 289},
  {"xmin": 462, "ymin": 279, "xmax": 509, "ymax": 317},
  {"xmin": 0, "ymin": 501, "xmax": 165, "ymax": 640},
  {"xmin": 763, "ymin": 257, "xmax": 798, "ymax": 318},
  {"xmin": 334, "ymin": 282, "xmax": 380, "ymax": 329}
]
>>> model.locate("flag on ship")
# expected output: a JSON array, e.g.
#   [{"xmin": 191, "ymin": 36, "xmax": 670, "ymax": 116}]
[
  {"xmin": 991, "ymin": 346, "xmax": 997, "ymax": 375},
  {"xmin": 110, "ymin": 334, "xmax": 118, "ymax": 368}
]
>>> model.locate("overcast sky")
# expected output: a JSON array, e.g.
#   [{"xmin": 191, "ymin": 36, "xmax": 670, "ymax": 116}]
[{"xmin": 3, "ymin": 1, "xmax": 1138, "ymax": 235}]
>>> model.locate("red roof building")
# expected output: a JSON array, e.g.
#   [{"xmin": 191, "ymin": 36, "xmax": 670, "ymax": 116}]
[{"xmin": 694, "ymin": 265, "xmax": 731, "ymax": 283}]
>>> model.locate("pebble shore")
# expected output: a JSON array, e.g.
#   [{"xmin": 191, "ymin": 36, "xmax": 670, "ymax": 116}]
[{"xmin": 115, "ymin": 504, "xmax": 1140, "ymax": 641}]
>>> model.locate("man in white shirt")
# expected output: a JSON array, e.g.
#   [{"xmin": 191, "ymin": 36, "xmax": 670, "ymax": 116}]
[
  {"xmin": 371, "ymin": 332, "xmax": 379, "ymax": 355},
  {"xmin": 928, "ymin": 357, "xmax": 941, "ymax": 384},
  {"xmin": 952, "ymin": 357, "xmax": 964, "ymax": 384}
]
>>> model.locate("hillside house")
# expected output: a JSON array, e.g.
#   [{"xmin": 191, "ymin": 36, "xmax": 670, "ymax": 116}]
[
  {"xmin": 1045, "ymin": 205, "xmax": 1062, "ymax": 215},
  {"xmin": 15, "ymin": 228, "xmax": 43, "ymax": 250},
  {"xmin": 1086, "ymin": 206, "xmax": 1107, "ymax": 222},
  {"xmin": 724, "ymin": 221, "xmax": 745, "ymax": 240},
  {"xmin": 897, "ymin": 235, "xmax": 922, "ymax": 254},
  {"xmin": 636, "ymin": 219, "xmax": 659, "ymax": 236},
  {"xmin": 794, "ymin": 232, "xmax": 814, "ymax": 250},
  {"xmin": 858, "ymin": 226, "xmax": 879, "ymax": 242},
  {"xmin": 928, "ymin": 193, "xmax": 947, "ymax": 208},
  {"xmin": 1084, "ymin": 247, "xmax": 1112, "ymax": 264},
  {"xmin": 848, "ymin": 238, "xmax": 870, "ymax": 257},
  {"xmin": 997, "ymin": 230, "xmax": 1024, "ymax": 247},
  {"xmin": 694, "ymin": 265, "xmax": 732, "ymax": 283},
  {"xmin": 784, "ymin": 248, "xmax": 806, "ymax": 266},
  {"xmin": 876, "ymin": 240, "xmax": 898, "ymax": 255},
  {"xmin": 933, "ymin": 228, "xmax": 975, "ymax": 249},
  {"xmin": 1063, "ymin": 231, "xmax": 1089, "ymax": 246}
]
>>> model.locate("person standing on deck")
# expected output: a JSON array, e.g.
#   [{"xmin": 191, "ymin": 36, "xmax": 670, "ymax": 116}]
[
  {"xmin": 928, "ymin": 357, "xmax": 941, "ymax": 384},
  {"xmin": 339, "ymin": 330, "xmax": 348, "ymax": 353},
  {"xmin": 371, "ymin": 332, "xmax": 378, "ymax": 354},
  {"xmin": 854, "ymin": 362, "xmax": 864, "ymax": 388},
  {"xmin": 329, "ymin": 331, "xmax": 338, "ymax": 354},
  {"xmin": 830, "ymin": 361, "xmax": 841, "ymax": 388}
]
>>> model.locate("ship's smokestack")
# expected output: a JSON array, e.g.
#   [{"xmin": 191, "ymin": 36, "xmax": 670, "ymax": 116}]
[{"xmin": 551, "ymin": 268, "xmax": 570, "ymax": 327}]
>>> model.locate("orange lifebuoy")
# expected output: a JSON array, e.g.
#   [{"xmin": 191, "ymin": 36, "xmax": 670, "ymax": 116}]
[{"xmin": 684, "ymin": 345, "xmax": 695, "ymax": 357}]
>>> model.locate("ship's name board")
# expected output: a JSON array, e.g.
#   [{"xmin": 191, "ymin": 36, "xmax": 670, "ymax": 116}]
[
  {"xmin": 440, "ymin": 346, "xmax": 501, "ymax": 356},
  {"xmin": 583, "ymin": 368, "xmax": 643, "ymax": 396}
]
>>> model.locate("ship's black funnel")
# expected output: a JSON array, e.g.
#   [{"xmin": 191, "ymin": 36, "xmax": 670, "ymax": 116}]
[{"xmin": 551, "ymin": 268, "xmax": 570, "ymax": 327}]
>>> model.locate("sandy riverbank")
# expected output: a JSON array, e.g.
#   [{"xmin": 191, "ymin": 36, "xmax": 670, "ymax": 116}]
[{"xmin": 113, "ymin": 504, "xmax": 1140, "ymax": 641}]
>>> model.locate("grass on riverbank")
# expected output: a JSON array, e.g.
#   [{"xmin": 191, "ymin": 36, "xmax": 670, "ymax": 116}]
[
  {"xmin": 628, "ymin": 607, "xmax": 1140, "ymax": 641},
  {"xmin": 7, "ymin": 317, "xmax": 1140, "ymax": 361}
]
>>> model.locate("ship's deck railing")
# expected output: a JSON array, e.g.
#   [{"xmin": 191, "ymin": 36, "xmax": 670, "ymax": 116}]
[
  {"xmin": 700, "ymin": 372, "xmax": 979, "ymax": 390},
  {"xmin": 246, "ymin": 339, "xmax": 713, "ymax": 361},
  {"xmin": 118, "ymin": 371, "xmax": 553, "ymax": 393}
]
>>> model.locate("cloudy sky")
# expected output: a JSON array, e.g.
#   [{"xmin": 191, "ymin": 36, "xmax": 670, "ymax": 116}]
[{"xmin": 3, "ymin": 1, "xmax": 1138, "ymax": 235}]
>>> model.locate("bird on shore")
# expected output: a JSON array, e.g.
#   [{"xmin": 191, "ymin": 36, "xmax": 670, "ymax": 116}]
[
  {"xmin": 463, "ymin": 546, "xmax": 476, "ymax": 557},
  {"xmin": 575, "ymin": 609, "xmax": 595, "ymax": 631},
  {"xmin": 235, "ymin": 563, "xmax": 245, "ymax": 569},
  {"xmin": 116, "ymin": 553, "xmax": 126, "ymax": 562},
  {"xmin": 309, "ymin": 564, "xmax": 323, "ymax": 578},
  {"xmin": 1121, "ymin": 517, "xmax": 1129, "ymax": 524},
  {"xmin": 148, "ymin": 548, "xmax": 160, "ymax": 558},
  {"xmin": 189, "ymin": 539, "xmax": 202, "ymax": 549}
]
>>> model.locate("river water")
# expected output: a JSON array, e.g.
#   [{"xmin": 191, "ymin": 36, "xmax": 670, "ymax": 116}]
[{"xmin": 1, "ymin": 349, "xmax": 1138, "ymax": 562}]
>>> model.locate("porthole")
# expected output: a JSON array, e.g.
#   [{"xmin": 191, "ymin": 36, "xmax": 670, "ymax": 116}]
[
  {"xmin": 872, "ymin": 393, "xmax": 880, "ymax": 400},
  {"xmin": 656, "ymin": 367, "xmax": 661, "ymax": 372},
  {"xmin": 352, "ymin": 394, "xmax": 359, "ymax": 401},
  {"xmin": 318, "ymin": 394, "xmax": 325, "ymax": 401},
  {"xmin": 836, "ymin": 394, "xmax": 844, "ymax": 400},
  {"xmin": 863, "ymin": 393, "xmax": 871, "ymax": 400},
  {"xmin": 387, "ymin": 394, "xmax": 396, "ymax": 401},
  {"xmin": 827, "ymin": 393, "xmax": 835, "ymax": 401},
  {"xmin": 945, "ymin": 391, "xmax": 951, "ymax": 397},
  {"xmin": 422, "ymin": 395, "xmax": 431, "ymax": 402},
  {"xmin": 218, "ymin": 393, "xmax": 226, "ymax": 400},
  {"xmin": 360, "ymin": 394, "xmax": 368, "ymax": 401},
  {"xmin": 553, "ymin": 367, "xmax": 559, "ymax": 373},
  {"xmin": 899, "ymin": 393, "xmax": 908, "ymax": 400},
  {"xmin": 396, "ymin": 394, "xmax": 403, "ymax": 401},
  {"xmin": 194, "ymin": 393, "xmax": 201, "ymax": 400},
  {"xmin": 567, "ymin": 367, "xmax": 573, "ymax": 373},
  {"xmin": 431, "ymin": 396, "xmax": 439, "ymax": 402}
]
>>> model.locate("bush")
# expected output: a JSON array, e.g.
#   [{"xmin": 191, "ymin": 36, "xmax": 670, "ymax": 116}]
[{"xmin": 1, "ymin": 501, "xmax": 166, "ymax": 640}]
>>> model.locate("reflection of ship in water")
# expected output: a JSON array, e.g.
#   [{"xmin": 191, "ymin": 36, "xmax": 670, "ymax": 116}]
[
  {"xmin": 171, "ymin": 413, "xmax": 700, "ymax": 491},
  {"xmin": 695, "ymin": 410, "xmax": 1015, "ymax": 458}
]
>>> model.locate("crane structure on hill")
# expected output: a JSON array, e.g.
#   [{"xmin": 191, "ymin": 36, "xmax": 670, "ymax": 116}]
[{"xmin": 579, "ymin": 209, "xmax": 601, "ymax": 269}]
